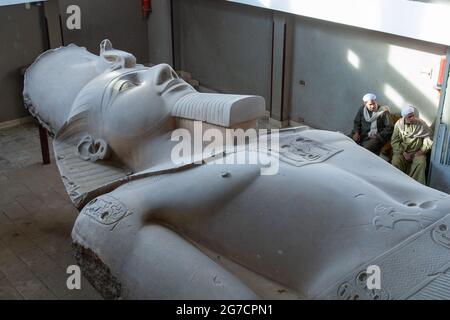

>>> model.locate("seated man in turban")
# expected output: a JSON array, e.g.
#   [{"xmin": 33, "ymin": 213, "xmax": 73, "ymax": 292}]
[
  {"xmin": 391, "ymin": 106, "xmax": 433, "ymax": 185},
  {"xmin": 351, "ymin": 93, "xmax": 393, "ymax": 155}
]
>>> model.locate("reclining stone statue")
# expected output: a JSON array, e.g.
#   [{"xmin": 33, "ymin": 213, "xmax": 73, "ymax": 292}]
[{"xmin": 23, "ymin": 40, "xmax": 450, "ymax": 300}]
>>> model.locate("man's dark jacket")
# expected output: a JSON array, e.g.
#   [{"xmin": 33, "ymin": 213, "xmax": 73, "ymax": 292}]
[{"xmin": 352, "ymin": 106, "xmax": 394, "ymax": 143}]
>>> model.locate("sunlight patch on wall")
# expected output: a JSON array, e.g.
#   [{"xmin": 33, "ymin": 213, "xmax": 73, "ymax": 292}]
[
  {"xmin": 384, "ymin": 83, "xmax": 405, "ymax": 109},
  {"xmin": 347, "ymin": 49, "xmax": 360, "ymax": 69},
  {"xmin": 387, "ymin": 44, "xmax": 441, "ymax": 123},
  {"xmin": 257, "ymin": 0, "xmax": 272, "ymax": 8}
]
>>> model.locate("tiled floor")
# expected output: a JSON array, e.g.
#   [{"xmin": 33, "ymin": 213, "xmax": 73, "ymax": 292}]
[{"xmin": 0, "ymin": 122, "xmax": 102, "ymax": 300}]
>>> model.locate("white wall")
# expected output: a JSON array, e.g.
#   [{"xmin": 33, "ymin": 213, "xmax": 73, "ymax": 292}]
[
  {"xmin": 228, "ymin": 0, "xmax": 450, "ymax": 46},
  {"xmin": 290, "ymin": 16, "xmax": 446, "ymax": 133}
]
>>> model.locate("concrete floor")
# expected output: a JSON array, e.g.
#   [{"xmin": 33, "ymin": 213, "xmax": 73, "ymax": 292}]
[{"xmin": 0, "ymin": 122, "xmax": 102, "ymax": 300}]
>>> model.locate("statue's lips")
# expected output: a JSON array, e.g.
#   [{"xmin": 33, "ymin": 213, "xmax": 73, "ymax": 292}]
[{"xmin": 162, "ymin": 79, "xmax": 190, "ymax": 94}]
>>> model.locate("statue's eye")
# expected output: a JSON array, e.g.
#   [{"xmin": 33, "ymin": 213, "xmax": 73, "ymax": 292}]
[{"xmin": 117, "ymin": 80, "xmax": 137, "ymax": 92}]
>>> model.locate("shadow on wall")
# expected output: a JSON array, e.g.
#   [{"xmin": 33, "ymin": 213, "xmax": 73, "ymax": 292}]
[
  {"xmin": 290, "ymin": 15, "xmax": 446, "ymax": 134},
  {"xmin": 0, "ymin": 4, "xmax": 46, "ymax": 123},
  {"xmin": 172, "ymin": 0, "xmax": 273, "ymax": 107},
  {"xmin": 58, "ymin": 0, "xmax": 149, "ymax": 63}
]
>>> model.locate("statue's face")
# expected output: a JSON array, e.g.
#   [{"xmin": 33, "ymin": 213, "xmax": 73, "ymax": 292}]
[{"xmin": 101, "ymin": 64, "xmax": 194, "ymax": 140}]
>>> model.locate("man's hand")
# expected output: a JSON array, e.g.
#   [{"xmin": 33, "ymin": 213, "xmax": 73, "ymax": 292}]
[
  {"xmin": 416, "ymin": 150, "xmax": 425, "ymax": 157},
  {"xmin": 352, "ymin": 132, "xmax": 360, "ymax": 142},
  {"xmin": 403, "ymin": 152, "xmax": 414, "ymax": 161},
  {"xmin": 368, "ymin": 132, "xmax": 379, "ymax": 140}
]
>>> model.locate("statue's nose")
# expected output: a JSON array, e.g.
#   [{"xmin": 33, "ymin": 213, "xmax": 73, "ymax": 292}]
[{"xmin": 154, "ymin": 64, "xmax": 178, "ymax": 86}]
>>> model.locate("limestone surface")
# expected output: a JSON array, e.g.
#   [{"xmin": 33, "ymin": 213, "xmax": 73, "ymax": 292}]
[{"xmin": 23, "ymin": 41, "xmax": 450, "ymax": 300}]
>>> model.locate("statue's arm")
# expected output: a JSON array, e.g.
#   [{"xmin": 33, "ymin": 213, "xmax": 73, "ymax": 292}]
[{"xmin": 73, "ymin": 192, "xmax": 260, "ymax": 299}]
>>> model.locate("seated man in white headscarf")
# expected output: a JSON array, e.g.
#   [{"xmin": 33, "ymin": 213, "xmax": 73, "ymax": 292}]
[
  {"xmin": 351, "ymin": 93, "xmax": 393, "ymax": 154},
  {"xmin": 391, "ymin": 106, "xmax": 433, "ymax": 185}
]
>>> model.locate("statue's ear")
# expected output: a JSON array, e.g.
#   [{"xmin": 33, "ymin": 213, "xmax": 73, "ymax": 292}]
[{"xmin": 77, "ymin": 135, "xmax": 110, "ymax": 162}]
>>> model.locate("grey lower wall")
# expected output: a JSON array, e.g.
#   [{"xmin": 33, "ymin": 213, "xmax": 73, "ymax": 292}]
[
  {"xmin": 0, "ymin": 0, "xmax": 150, "ymax": 125},
  {"xmin": 172, "ymin": 0, "xmax": 273, "ymax": 106},
  {"xmin": 147, "ymin": 0, "xmax": 173, "ymax": 65},
  {"xmin": 0, "ymin": 3, "xmax": 45, "ymax": 123},
  {"xmin": 59, "ymin": 0, "xmax": 149, "ymax": 63},
  {"xmin": 290, "ymin": 16, "xmax": 447, "ymax": 133}
]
